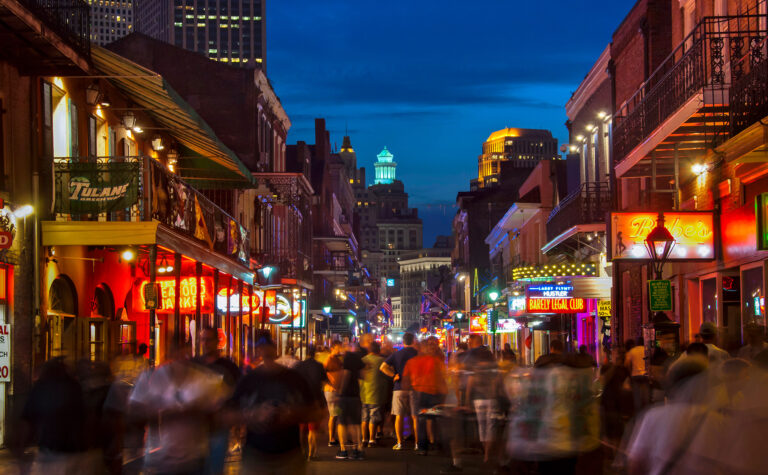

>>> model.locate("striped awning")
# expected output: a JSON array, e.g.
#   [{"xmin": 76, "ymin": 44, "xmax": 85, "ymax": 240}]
[{"xmin": 91, "ymin": 46, "xmax": 253, "ymax": 182}]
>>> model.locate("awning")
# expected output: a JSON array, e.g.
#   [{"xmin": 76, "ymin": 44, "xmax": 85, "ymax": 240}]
[
  {"xmin": 541, "ymin": 224, "xmax": 605, "ymax": 254},
  {"xmin": 91, "ymin": 46, "xmax": 253, "ymax": 182},
  {"xmin": 42, "ymin": 221, "xmax": 254, "ymax": 282}
]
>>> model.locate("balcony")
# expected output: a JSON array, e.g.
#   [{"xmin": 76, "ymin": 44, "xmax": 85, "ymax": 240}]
[
  {"xmin": 546, "ymin": 182, "xmax": 611, "ymax": 242},
  {"xmin": 613, "ymin": 14, "xmax": 767, "ymax": 174},
  {"xmin": 52, "ymin": 156, "xmax": 249, "ymax": 265},
  {"xmin": 1, "ymin": 0, "xmax": 91, "ymax": 74},
  {"xmin": 729, "ymin": 36, "xmax": 768, "ymax": 139}
]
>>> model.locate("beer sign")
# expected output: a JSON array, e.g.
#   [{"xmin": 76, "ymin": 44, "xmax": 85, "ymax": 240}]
[{"xmin": 610, "ymin": 212, "xmax": 714, "ymax": 260}]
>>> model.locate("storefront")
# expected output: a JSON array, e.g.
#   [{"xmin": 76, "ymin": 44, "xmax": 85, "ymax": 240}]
[{"xmin": 43, "ymin": 157, "xmax": 253, "ymax": 366}]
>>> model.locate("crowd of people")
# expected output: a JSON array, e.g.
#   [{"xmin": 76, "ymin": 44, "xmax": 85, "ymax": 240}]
[{"xmin": 10, "ymin": 322, "xmax": 768, "ymax": 474}]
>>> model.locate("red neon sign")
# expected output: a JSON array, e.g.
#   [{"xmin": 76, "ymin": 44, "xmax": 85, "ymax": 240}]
[
  {"xmin": 138, "ymin": 277, "xmax": 214, "ymax": 313},
  {"xmin": 527, "ymin": 298, "xmax": 586, "ymax": 313}
]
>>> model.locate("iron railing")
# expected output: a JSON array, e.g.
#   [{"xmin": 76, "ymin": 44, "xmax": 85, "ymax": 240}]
[
  {"xmin": 613, "ymin": 14, "xmax": 767, "ymax": 163},
  {"xmin": 546, "ymin": 182, "xmax": 611, "ymax": 242},
  {"xmin": 53, "ymin": 156, "xmax": 249, "ymax": 265},
  {"xmin": 728, "ymin": 35, "xmax": 768, "ymax": 139},
  {"xmin": 19, "ymin": 0, "xmax": 91, "ymax": 58}
]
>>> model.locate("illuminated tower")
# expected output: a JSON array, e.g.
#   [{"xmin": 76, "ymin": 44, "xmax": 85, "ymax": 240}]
[{"xmin": 374, "ymin": 146, "xmax": 397, "ymax": 185}]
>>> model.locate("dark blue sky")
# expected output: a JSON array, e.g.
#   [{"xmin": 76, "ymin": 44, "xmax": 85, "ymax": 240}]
[{"xmin": 267, "ymin": 1, "xmax": 633, "ymax": 244}]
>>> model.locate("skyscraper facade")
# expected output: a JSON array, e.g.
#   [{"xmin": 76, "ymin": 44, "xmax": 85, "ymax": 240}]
[
  {"xmin": 88, "ymin": 0, "xmax": 134, "ymax": 46},
  {"xmin": 135, "ymin": 0, "xmax": 266, "ymax": 69},
  {"xmin": 476, "ymin": 128, "xmax": 558, "ymax": 188}
]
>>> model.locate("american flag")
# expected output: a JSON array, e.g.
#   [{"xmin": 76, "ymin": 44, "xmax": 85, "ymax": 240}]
[{"xmin": 382, "ymin": 298, "xmax": 393, "ymax": 323}]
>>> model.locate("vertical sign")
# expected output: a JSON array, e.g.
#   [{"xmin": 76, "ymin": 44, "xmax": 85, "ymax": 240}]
[
  {"xmin": 0, "ymin": 324, "xmax": 9, "ymax": 382},
  {"xmin": 756, "ymin": 193, "xmax": 768, "ymax": 250}
]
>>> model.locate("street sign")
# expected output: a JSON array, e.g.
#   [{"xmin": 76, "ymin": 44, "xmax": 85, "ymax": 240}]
[
  {"xmin": 0, "ymin": 323, "xmax": 10, "ymax": 382},
  {"xmin": 598, "ymin": 301, "xmax": 612, "ymax": 318},
  {"xmin": 648, "ymin": 280, "xmax": 673, "ymax": 311}
]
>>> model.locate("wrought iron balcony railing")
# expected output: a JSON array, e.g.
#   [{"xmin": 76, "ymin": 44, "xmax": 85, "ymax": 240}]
[
  {"xmin": 19, "ymin": 0, "xmax": 91, "ymax": 58},
  {"xmin": 728, "ymin": 35, "xmax": 768, "ymax": 139},
  {"xmin": 53, "ymin": 156, "xmax": 249, "ymax": 265},
  {"xmin": 613, "ymin": 14, "xmax": 767, "ymax": 163},
  {"xmin": 546, "ymin": 182, "xmax": 611, "ymax": 242}
]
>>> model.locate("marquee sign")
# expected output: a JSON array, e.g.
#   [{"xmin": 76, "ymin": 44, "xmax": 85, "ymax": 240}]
[
  {"xmin": 610, "ymin": 212, "xmax": 715, "ymax": 260},
  {"xmin": 527, "ymin": 297, "xmax": 586, "ymax": 313}
]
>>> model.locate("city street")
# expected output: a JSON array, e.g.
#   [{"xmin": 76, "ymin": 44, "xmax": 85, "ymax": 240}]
[{"xmin": 2, "ymin": 0, "xmax": 768, "ymax": 474}]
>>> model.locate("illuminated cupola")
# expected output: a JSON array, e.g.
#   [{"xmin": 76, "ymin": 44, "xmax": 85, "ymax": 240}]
[{"xmin": 374, "ymin": 146, "xmax": 397, "ymax": 184}]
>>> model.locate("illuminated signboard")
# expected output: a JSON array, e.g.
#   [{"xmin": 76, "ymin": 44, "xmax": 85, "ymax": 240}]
[
  {"xmin": 214, "ymin": 289, "xmax": 301, "ymax": 324},
  {"xmin": 527, "ymin": 297, "xmax": 586, "ymax": 313},
  {"xmin": 756, "ymin": 193, "xmax": 768, "ymax": 250},
  {"xmin": 508, "ymin": 295, "xmax": 526, "ymax": 316},
  {"xmin": 138, "ymin": 277, "xmax": 214, "ymax": 313},
  {"xmin": 526, "ymin": 284, "xmax": 573, "ymax": 299},
  {"xmin": 386, "ymin": 278, "xmax": 395, "ymax": 287},
  {"xmin": 469, "ymin": 314, "xmax": 488, "ymax": 333},
  {"xmin": 610, "ymin": 212, "xmax": 714, "ymax": 260},
  {"xmin": 497, "ymin": 318, "xmax": 522, "ymax": 333},
  {"xmin": 597, "ymin": 301, "xmax": 612, "ymax": 318}
]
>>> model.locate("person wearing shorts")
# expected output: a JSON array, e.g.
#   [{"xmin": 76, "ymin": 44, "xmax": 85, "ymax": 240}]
[
  {"xmin": 380, "ymin": 332, "xmax": 419, "ymax": 450},
  {"xmin": 324, "ymin": 341, "xmax": 344, "ymax": 447},
  {"xmin": 335, "ymin": 343, "xmax": 366, "ymax": 460},
  {"xmin": 360, "ymin": 341, "xmax": 387, "ymax": 447}
]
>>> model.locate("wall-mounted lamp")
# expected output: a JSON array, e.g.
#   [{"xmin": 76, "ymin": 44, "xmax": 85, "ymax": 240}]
[
  {"xmin": 98, "ymin": 93, "xmax": 111, "ymax": 108},
  {"xmin": 13, "ymin": 204, "xmax": 34, "ymax": 219},
  {"xmin": 85, "ymin": 82, "xmax": 101, "ymax": 106},
  {"xmin": 692, "ymin": 163, "xmax": 708, "ymax": 176},
  {"xmin": 597, "ymin": 111, "xmax": 607, "ymax": 119},
  {"xmin": 167, "ymin": 149, "xmax": 178, "ymax": 172},
  {"xmin": 151, "ymin": 136, "xmax": 164, "ymax": 151},
  {"xmin": 122, "ymin": 111, "xmax": 137, "ymax": 129},
  {"xmin": 575, "ymin": 134, "xmax": 584, "ymax": 141}
]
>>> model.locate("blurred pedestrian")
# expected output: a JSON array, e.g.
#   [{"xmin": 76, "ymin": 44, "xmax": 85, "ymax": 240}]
[
  {"xmin": 227, "ymin": 336, "xmax": 314, "ymax": 474},
  {"xmin": 276, "ymin": 346, "xmax": 300, "ymax": 369},
  {"xmin": 128, "ymin": 340, "xmax": 228, "ymax": 475},
  {"xmin": 17, "ymin": 358, "xmax": 89, "ymax": 475},
  {"xmin": 380, "ymin": 332, "xmax": 419, "ymax": 450},
  {"xmin": 737, "ymin": 324, "xmax": 767, "ymax": 361},
  {"xmin": 535, "ymin": 338, "xmax": 565, "ymax": 368},
  {"xmin": 335, "ymin": 341, "xmax": 366, "ymax": 460},
  {"xmin": 294, "ymin": 345, "xmax": 328, "ymax": 460},
  {"xmin": 403, "ymin": 336, "xmax": 447, "ymax": 455},
  {"xmin": 624, "ymin": 337, "xmax": 649, "ymax": 413},
  {"xmin": 360, "ymin": 341, "xmax": 388, "ymax": 447},
  {"xmin": 700, "ymin": 322, "xmax": 730, "ymax": 364},
  {"xmin": 463, "ymin": 334, "xmax": 498, "ymax": 462},
  {"xmin": 324, "ymin": 340, "xmax": 344, "ymax": 447},
  {"xmin": 192, "ymin": 327, "xmax": 240, "ymax": 475}
]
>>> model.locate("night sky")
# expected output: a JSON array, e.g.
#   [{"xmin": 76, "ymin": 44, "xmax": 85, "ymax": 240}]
[{"xmin": 268, "ymin": 0, "xmax": 634, "ymax": 245}]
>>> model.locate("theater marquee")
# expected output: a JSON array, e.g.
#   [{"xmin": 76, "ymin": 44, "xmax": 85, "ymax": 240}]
[{"xmin": 610, "ymin": 211, "xmax": 714, "ymax": 261}]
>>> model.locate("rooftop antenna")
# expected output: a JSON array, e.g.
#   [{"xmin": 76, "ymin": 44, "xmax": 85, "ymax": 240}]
[{"xmin": 345, "ymin": 121, "xmax": 348, "ymax": 136}]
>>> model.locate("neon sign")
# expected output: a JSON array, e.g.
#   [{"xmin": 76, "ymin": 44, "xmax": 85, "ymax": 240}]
[
  {"xmin": 527, "ymin": 297, "xmax": 586, "ymax": 313},
  {"xmin": 527, "ymin": 284, "xmax": 573, "ymax": 298},
  {"xmin": 469, "ymin": 314, "xmax": 488, "ymax": 333},
  {"xmin": 611, "ymin": 212, "xmax": 714, "ymax": 260},
  {"xmin": 509, "ymin": 295, "xmax": 526, "ymax": 316},
  {"xmin": 497, "ymin": 318, "xmax": 522, "ymax": 333},
  {"xmin": 138, "ymin": 277, "xmax": 213, "ymax": 313}
]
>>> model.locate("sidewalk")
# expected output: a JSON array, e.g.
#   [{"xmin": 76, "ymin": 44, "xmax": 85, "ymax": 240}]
[{"xmin": 0, "ymin": 449, "xmax": 20, "ymax": 474}]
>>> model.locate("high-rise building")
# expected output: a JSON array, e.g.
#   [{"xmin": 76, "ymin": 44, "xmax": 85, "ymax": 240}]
[
  {"xmin": 135, "ymin": 0, "xmax": 266, "ymax": 70},
  {"xmin": 88, "ymin": 0, "xmax": 134, "ymax": 46},
  {"xmin": 350, "ymin": 144, "xmax": 422, "ymax": 304},
  {"xmin": 476, "ymin": 128, "xmax": 558, "ymax": 188}
]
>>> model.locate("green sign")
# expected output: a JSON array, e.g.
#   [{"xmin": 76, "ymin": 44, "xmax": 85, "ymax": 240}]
[
  {"xmin": 756, "ymin": 193, "xmax": 768, "ymax": 250},
  {"xmin": 648, "ymin": 280, "xmax": 672, "ymax": 312},
  {"xmin": 54, "ymin": 161, "xmax": 140, "ymax": 214}
]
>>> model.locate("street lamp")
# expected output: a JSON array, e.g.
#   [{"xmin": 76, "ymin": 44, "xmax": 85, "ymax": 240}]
[
  {"xmin": 488, "ymin": 291, "xmax": 499, "ymax": 302},
  {"xmin": 645, "ymin": 212, "xmax": 676, "ymax": 280},
  {"xmin": 322, "ymin": 306, "xmax": 331, "ymax": 314}
]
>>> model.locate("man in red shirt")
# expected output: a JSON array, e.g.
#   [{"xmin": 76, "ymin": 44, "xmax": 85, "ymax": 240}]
[{"xmin": 402, "ymin": 337, "xmax": 447, "ymax": 455}]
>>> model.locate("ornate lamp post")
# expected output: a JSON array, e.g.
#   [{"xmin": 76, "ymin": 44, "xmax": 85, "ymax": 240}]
[
  {"xmin": 488, "ymin": 290, "xmax": 499, "ymax": 353},
  {"xmin": 644, "ymin": 213, "xmax": 676, "ymax": 280}
]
